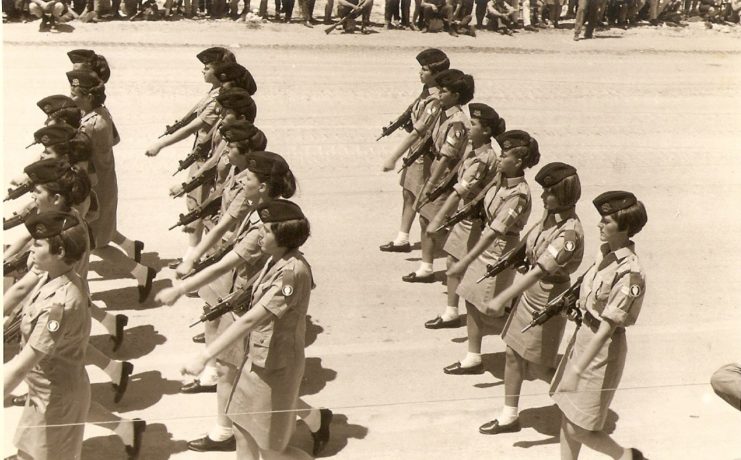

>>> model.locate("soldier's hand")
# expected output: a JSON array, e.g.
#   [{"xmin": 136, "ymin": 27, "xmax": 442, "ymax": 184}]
[
  {"xmin": 155, "ymin": 286, "xmax": 182, "ymax": 306},
  {"xmin": 169, "ymin": 184, "xmax": 184, "ymax": 197},
  {"xmin": 446, "ymin": 260, "xmax": 466, "ymax": 278},
  {"xmin": 382, "ymin": 158, "xmax": 397, "ymax": 172},
  {"xmin": 484, "ymin": 296, "xmax": 508, "ymax": 318},
  {"xmin": 145, "ymin": 145, "xmax": 161, "ymax": 157},
  {"xmin": 181, "ymin": 354, "xmax": 208, "ymax": 380}
]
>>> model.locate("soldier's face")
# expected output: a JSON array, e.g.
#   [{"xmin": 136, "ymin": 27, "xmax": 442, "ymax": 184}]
[
  {"xmin": 239, "ymin": 170, "xmax": 264, "ymax": 201},
  {"xmin": 30, "ymin": 238, "xmax": 61, "ymax": 272},
  {"xmin": 541, "ymin": 187, "xmax": 560, "ymax": 210},
  {"xmin": 498, "ymin": 150, "xmax": 522, "ymax": 177},
  {"xmin": 419, "ymin": 66, "xmax": 435, "ymax": 85},
  {"xmin": 32, "ymin": 185, "xmax": 58, "ymax": 212},
  {"xmin": 470, "ymin": 118, "xmax": 488, "ymax": 144},
  {"xmin": 258, "ymin": 223, "xmax": 281, "ymax": 255},
  {"xmin": 598, "ymin": 214, "xmax": 621, "ymax": 242},
  {"xmin": 202, "ymin": 64, "xmax": 218, "ymax": 84},
  {"xmin": 438, "ymin": 87, "xmax": 459, "ymax": 109}
]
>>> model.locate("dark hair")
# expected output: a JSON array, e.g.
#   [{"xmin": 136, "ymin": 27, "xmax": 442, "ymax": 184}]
[
  {"xmin": 43, "ymin": 166, "xmax": 91, "ymax": 207},
  {"xmin": 46, "ymin": 142, "xmax": 73, "ymax": 158},
  {"xmin": 491, "ymin": 117, "xmax": 506, "ymax": 137},
  {"xmin": 613, "ymin": 201, "xmax": 647, "ymax": 237},
  {"xmin": 74, "ymin": 83, "xmax": 107, "ymax": 108},
  {"xmin": 47, "ymin": 223, "xmax": 88, "ymax": 264},
  {"xmin": 254, "ymin": 168, "xmax": 297, "ymax": 199},
  {"xmin": 269, "ymin": 217, "xmax": 310, "ymax": 249},
  {"xmin": 50, "ymin": 108, "xmax": 82, "ymax": 129},
  {"xmin": 428, "ymin": 60, "xmax": 450, "ymax": 74},
  {"xmin": 68, "ymin": 134, "xmax": 92, "ymax": 163},
  {"xmin": 546, "ymin": 174, "xmax": 581, "ymax": 207}
]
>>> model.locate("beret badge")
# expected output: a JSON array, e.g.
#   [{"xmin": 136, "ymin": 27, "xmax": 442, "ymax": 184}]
[
  {"xmin": 601, "ymin": 203, "xmax": 612, "ymax": 213},
  {"xmin": 260, "ymin": 209, "xmax": 270, "ymax": 220},
  {"xmin": 72, "ymin": 78, "xmax": 80, "ymax": 87},
  {"xmin": 41, "ymin": 135, "xmax": 50, "ymax": 145}
]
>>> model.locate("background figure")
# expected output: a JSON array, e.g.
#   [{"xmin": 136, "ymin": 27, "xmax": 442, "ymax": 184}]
[
  {"xmin": 337, "ymin": 0, "xmax": 374, "ymax": 33},
  {"xmin": 573, "ymin": 0, "xmax": 598, "ymax": 39},
  {"xmin": 711, "ymin": 363, "xmax": 741, "ymax": 411},
  {"xmin": 385, "ymin": 0, "xmax": 401, "ymax": 27}
]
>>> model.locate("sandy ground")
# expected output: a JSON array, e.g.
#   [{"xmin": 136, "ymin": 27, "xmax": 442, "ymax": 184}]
[{"xmin": 3, "ymin": 17, "xmax": 741, "ymax": 459}]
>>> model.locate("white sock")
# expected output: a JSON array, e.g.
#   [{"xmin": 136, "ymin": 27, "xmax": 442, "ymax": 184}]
[
  {"xmin": 114, "ymin": 419, "xmax": 134, "ymax": 445},
  {"xmin": 415, "ymin": 262, "xmax": 433, "ymax": 276},
  {"xmin": 104, "ymin": 360, "xmax": 123, "ymax": 383},
  {"xmin": 118, "ymin": 238, "xmax": 135, "ymax": 259},
  {"xmin": 499, "ymin": 405, "xmax": 519, "ymax": 424},
  {"xmin": 303, "ymin": 408, "xmax": 321, "ymax": 432},
  {"xmin": 199, "ymin": 365, "xmax": 220, "ymax": 386},
  {"xmin": 440, "ymin": 306, "xmax": 459, "ymax": 321},
  {"xmin": 207, "ymin": 424, "xmax": 234, "ymax": 441},
  {"xmin": 460, "ymin": 352, "xmax": 481, "ymax": 368},
  {"xmin": 393, "ymin": 232, "xmax": 410, "ymax": 246},
  {"xmin": 100, "ymin": 311, "xmax": 116, "ymax": 335},
  {"xmin": 132, "ymin": 263, "xmax": 148, "ymax": 284}
]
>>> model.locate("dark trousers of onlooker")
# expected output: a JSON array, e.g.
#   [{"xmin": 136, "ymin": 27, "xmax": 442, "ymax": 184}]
[
  {"xmin": 338, "ymin": 0, "xmax": 373, "ymax": 29},
  {"xmin": 574, "ymin": 0, "xmax": 598, "ymax": 36},
  {"xmin": 385, "ymin": 0, "xmax": 400, "ymax": 22},
  {"xmin": 279, "ymin": 0, "xmax": 294, "ymax": 18},
  {"xmin": 423, "ymin": 3, "xmax": 453, "ymax": 26},
  {"xmin": 474, "ymin": 0, "xmax": 487, "ymax": 24},
  {"xmin": 299, "ymin": 0, "xmax": 315, "ymax": 19}
]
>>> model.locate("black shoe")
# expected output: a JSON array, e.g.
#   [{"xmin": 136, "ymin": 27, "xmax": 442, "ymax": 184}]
[
  {"xmin": 630, "ymin": 448, "xmax": 646, "ymax": 460},
  {"xmin": 192, "ymin": 332, "xmax": 206, "ymax": 343},
  {"xmin": 134, "ymin": 240, "xmax": 144, "ymax": 263},
  {"xmin": 187, "ymin": 435, "xmax": 236, "ymax": 452},
  {"xmin": 401, "ymin": 272, "xmax": 435, "ymax": 283},
  {"xmin": 379, "ymin": 241, "xmax": 412, "ymax": 253},
  {"xmin": 138, "ymin": 267, "xmax": 156, "ymax": 303},
  {"xmin": 479, "ymin": 418, "xmax": 521, "ymax": 434},
  {"xmin": 443, "ymin": 362, "xmax": 484, "ymax": 375},
  {"xmin": 125, "ymin": 418, "xmax": 147, "ymax": 459},
  {"xmin": 113, "ymin": 361, "xmax": 134, "ymax": 403},
  {"xmin": 180, "ymin": 379, "xmax": 217, "ymax": 394},
  {"xmin": 111, "ymin": 314, "xmax": 129, "ymax": 352},
  {"xmin": 424, "ymin": 316, "xmax": 461, "ymax": 329},
  {"xmin": 11, "ymin": 393, "xmax": 27, "ymax": 406},
  {"xmin": 311, "ymin": 408, "xmax": 333, "ymax": 456}
]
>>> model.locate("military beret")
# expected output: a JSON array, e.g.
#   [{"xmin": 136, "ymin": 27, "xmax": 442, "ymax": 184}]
[
  {"xmin": 499, "ymin": 130, "xmax": 531, "ymax": 150},
  {"xmin": 23, "ymin": 159, "xmax": 71, "ymax": 185},
  {"xmin": 37, "ymin": 95, "xmax": 77, "ymax": 116},
  {"xmin": 535, "ymin": 162, "xmax": 577, "ymax": 187},
  {"xmin": 67, "ymin": 49, "xmax": 96, "ymax": 64},
  {"xmin": 69, "ymin": 132, "xmax": 93, "ymax": 163},
  {"xmin": 214, "ymin": 62, "xmax": 246, "ymax": 83},
  {"xmin": 216, "ymin": 88, "xmax": 256, "ymax": 114},
  {"xmin": 435, "ymin": 69, "xmax": 475, "ymax": 103},
  {"xmin": 468, "ymin": 103, "xmax": 499, "ymax": 122},
  {"xmin": 33, "ymin": 125, "xmax": 77, "ymax": 147},
  {"xmin": 25, "ymin": 210, "xmax": 80, "ymax": 239},
  {"xmin": 593, "ymin": 191, "xmax": 637, "ymax": 216},
  {"xmin": 197, "ymin": 47, "xmax": 233, "ymax": 65},
  {"xmin": 416, "ymin": 48, "xmax": 450, "ymax": 69},
  {"xmin": 66, "ymin": 70, "xmax": 102, "ymax": 89},
  {"xmin": 220, "ymin": 119, "xmax": 258, "ymax": 143},
  {"xmin": 256, "ymin": 199, "xmax": 304, "ymax": 223},
  {"xmin": 244, "ymin": 151, "xmax": 289, "ymax": 177}
]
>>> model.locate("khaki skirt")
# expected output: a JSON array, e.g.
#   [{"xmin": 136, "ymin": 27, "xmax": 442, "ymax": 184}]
[
  {"xmin": 198, "ymin": 271, "xmax": 244, "ymax": 367},
  {"xmin": 457, "ymin": 234, "xmax": 520, "ymax": 313},
  {"xmin": 502, "ymin": 279, "xmax": 569, "ymax": 368},
  {"xmin": 227, "ymin": 356, "xmax": 305, "ymax": 451},
  {"xmin": 399, "ymin": 156, "xmax": 431, "ymax": 198},
  {"xmin": 443, "ymin": 217, "xmax": 482, "ymax": 261},
  {"xmin": 550, "ymin": 321, "xmax": 627, "ymax": 431}
]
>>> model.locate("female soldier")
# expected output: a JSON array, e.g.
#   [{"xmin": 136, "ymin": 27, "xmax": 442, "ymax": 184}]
[
  {"xmin": 380, "ymin": 48, "xmax": 449, "ymax": 255},
  {"xmin": 425, "ymin": 103, "xmax": 506, "ymax": 330},
  {"xmin": 68, "ymin": 70, "xmax": 157, "ymax": 303},
  {"xmin": 158, "ymin": 157, "xmax": 331, "ymax": 456},
  {"xmin": 478, "ymin": 162, "xmax": 584, "ymax": 435},
  {"xmin": 144, "ymin": 47, "xmax": 236, "ymax": 262},
  {"xmin": 4, "ymin": 211, "xmax": 91, "ymax": 460},
  {"xmin": 404, "ymin": 69, "xmax": 474, "ymax": 284},
  {"xmin": 439, "ymin": 131, "xmax": 540, "ymax": 376},
  {"xmin": 550, "ymin": 191, "xmax": 647, "ymax": 460},
  {"xmin": 180, "ymin": 199, "xmax": 315, "ymax": 460}
]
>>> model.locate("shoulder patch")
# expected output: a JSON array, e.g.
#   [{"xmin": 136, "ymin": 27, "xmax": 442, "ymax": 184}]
[
  {"xmin": 46, "ymin": 303, "xmax": 64, "ymax": 334},
  {"xmin": 563, "ymin": 229, "xmax": 577, "ymax": 252},
  {"xmin": 627, "ymin": 272, "xmax": 643, "ymax": 298},
  {"xmin": 281, "ymin": 267, "xmax": 295, "ymax": 297}
]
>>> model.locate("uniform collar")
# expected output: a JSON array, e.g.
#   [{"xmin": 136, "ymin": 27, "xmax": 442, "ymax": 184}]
[
  {"xmin": 444, "ymin": 105, "xmax": 460, "ymax": 118},
  {"xmin": 34, "ymin": 269, "xmax": 74, "ymax": 302},
  {"xmin": 429, "ymin": 86, "xmax": 440, "ymax": 95},
  {"xmin": 549, "ymin": 207, "xmax": 576, "ymax": 224},
  {"xmin": 473, "ymin": 141, "xmax": 492, "ymax": 156},
  {"xmin": 600, "ymin": 241, "xmax": 635, "ymax": 261},
  {"xmin": 503, "ymin": 175, "xmax": 525, "ymax": 188}
]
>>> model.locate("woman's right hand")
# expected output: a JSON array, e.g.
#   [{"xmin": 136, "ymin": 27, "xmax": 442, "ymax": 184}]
[
  {"xmin": 144, "ymin": 144, "xmax": 161, "ymax": 157},
  {"xmin": 169, "ymin": 184, "xmax": 184, "ymax": 197},
  {"xmin": 155, "ymin": 286, "xmax": 182, "ymax": 306},
  {"xmin": 446, "ymin": 260, "xmax": 467, "ymax": 279},
  {"xmin": 382, "ymin": 157, "xmax": 397, "ymax": 172}
]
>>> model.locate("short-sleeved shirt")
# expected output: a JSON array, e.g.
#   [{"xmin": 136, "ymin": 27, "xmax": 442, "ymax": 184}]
[
  {"xmin": 527, "ymin": 209, "xmax": 584, "ymax": 284},
  {"xmin": 220, "ymin": 166, "xmax": 252, "ymax": 222},
  {"xmin": 578, "ymin": 243, "xmax": 646, "ymax": 327},
  {"xmin": 452, "ymin": 141, "xmax": 500, "ymax": 203},
  {"xmin": 232, "ymin": 211, "xmax": 269, "ymax": 293},
  {"xmin": 195, "ymin": 87, "xmax": 221, "ymax": 146},
  {"xmin": 432, "ymin": 105, "xmax": 471, "ymax": 164},
  {"xmin": 248, "ymin": 250, "xmax": 314, "ymax": 370},
  {"xmin": 20, "ymin": 271, "xmax": 91, "ymax": 411},
  {"xmin": 484, "ymin": 175, "xmax": 531, "ymax": 236},
  {"xmin": 410, "ymin": 88, "xmax": 442, "ymax": 158}
]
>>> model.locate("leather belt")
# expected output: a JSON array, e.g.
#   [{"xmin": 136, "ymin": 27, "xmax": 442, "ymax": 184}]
[{"xmin": 583, "ymin": 310, "xmax": 601, "ymax": 330}]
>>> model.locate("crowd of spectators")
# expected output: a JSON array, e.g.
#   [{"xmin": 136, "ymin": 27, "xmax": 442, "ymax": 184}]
[{"xmin": 3, "ymin": 0, "xmax": 740, "ymax": 35}]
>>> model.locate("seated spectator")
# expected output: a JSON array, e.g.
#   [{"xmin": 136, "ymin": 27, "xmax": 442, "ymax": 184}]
[
  {"xmin": 487, "ymin": 0, "xmax": 518, "ymax": 32},
  {"xmin": 420, "ymin": 0, "xmax": 453, "ymax": 32},
  {"xmin": 450, "ymin": 0, "xmax": 477, "ymax": 34},
  {"xmin": 337, "ymin": 0, "xmax": 374, "ymax": 33},
  {"xmin": 28, "ymin": 0, "xmax": 73, "ymax": 30}
]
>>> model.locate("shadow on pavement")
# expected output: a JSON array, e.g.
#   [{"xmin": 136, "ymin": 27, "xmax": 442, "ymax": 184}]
[
  {"xmin": 294, "ymin": 412, "xmax": 369, "ymax": 458},
  {"xmin": 300, "ymin": 357, "xmax": 338, "ymax": 397},
  {"xmin": 305, "ymin": 314, "xmax": 324, "ymax": 347},
  {"xmin": 512, "ymin": 404, "xmax": 619, "ymax": 448},
  {"xmin": 89, "ymin": 324, "xmax": 168, "ymax": 360},
  {"xmin": 83, "ymin": 422, "xmax": 189, "ymax": 460},
  {"xmin": 91, "ymin": 278, "xmax": 173, "ymax": 311},
  {"xmin": 92, "ymin": 370, "xmax": 182, "ymax": 413}
]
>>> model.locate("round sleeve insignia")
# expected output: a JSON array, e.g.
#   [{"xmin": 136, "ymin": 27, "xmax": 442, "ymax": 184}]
[
  {"xmin": 47, "ymin": 320, "xmax": 60, "ymax": 332},
  {"xmin": 629, "ymin": 284, "xmax": 641, "ymax": 297},
  {"xmin": 282, "ymin": 285, "xmax": 294, "ymax": 296},
  {"xmin": 564, "ymin": 240, "xmax": 575, "ymax": 252},
  {"xmin": 455, "ymin": 130, "xmax": 462, "ymax": 138}
]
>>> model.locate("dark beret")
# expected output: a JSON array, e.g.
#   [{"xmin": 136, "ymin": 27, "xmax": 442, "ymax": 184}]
[
  {"xmin": 256, "ymin": 199, "xmax": 304, "ymax": 223},
  {"xmin": 25, "ymin": 210, "xmax": 80, "ymax": 239},
  {"xmin": 37, "ymin": 95, "xmax": 77, "ymax": 115},
  {"xmin": 66, "ymin": 70, "xmax": 102, "ymax": 89},
  {"xmin": 197, "ymin": 47, "xmax": 233, "ymax": 65},
  {"xmin": 220, "ymin": 119, "xmax": 258, "ymax": 143},
  {"xmin": 593, "ymin": 191, "xmax": 637, "ymax": 216},
  {"xmin": 435, "ymin": 69, "xmax": 474, "ymax": 103},
  {"xmin": 214, "ymin": 62, "xmax": 257, "ymax": 95},
  {"xmin": 535, "ymin": 162, "xmax": 577, "ymax": 187},
  {"xmin": 23, "ymin": 159, "xmax": 71, "ymax": 185},
  {"xmin": 469, "ymin": 103, "xmax": 499, "ymax": 122},
  {"xmin": 67, "ymin": 49, "xmax": 96, "ymax": 64},
  {"xmin": 216, "ymin": 88, "xmax": 256, "ymax": 115},
  {"xmin": 244, "ymin": 151, "xmax": 289, "ymax": 177},
  {"xmin": 33, "ymin": 125, "xmax": 77, "ymax": 147},
  {"xmin": 69, "ymin": 132, "xmax": 93, "ymax": 163},
  {"xmin": 498, "ymin": 130, "xmax": 531, "ymax": 150},
  {"xmin": 416, "ymin": 48, "xmax": 450, "ymax": 69}
]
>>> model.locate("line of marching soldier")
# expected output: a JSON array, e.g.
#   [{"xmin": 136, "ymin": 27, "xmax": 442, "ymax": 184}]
[{"xmin": 379, "ymin": 47, "xmax": 650, "ymax": 460}]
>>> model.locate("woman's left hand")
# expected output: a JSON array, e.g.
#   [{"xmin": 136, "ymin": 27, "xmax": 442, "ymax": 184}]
[
  {"xmin": 181, "ymin": 354, "xmax": 208, "ymax": 379},
  {"xmin": 483, "ymin": 296, "xmax": 508, "ymax": 317}
]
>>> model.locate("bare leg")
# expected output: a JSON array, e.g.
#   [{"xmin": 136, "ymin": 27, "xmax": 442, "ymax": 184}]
[
  {"xmin": 467, "ymin": 302, "xmax": 483, "ymax": 354},
  {"xmin": 233, "ymin": 422, "xmax": 261, "ymax": 460},
  {"xmin": 261, "ymin": 446, "xmax": 313, "ymax": 460},
  {"xmin": 563, "ymin": 417, "xmax": 628, "ymax": 459},
  {"xmin": 400, "ymin": 189, "xmax": 417, "ymax": 236},
  {"xmin": 560, "ymin": 415, "xmax": 583, "ymax": 460},
  {"xmin": 215, "ymin": 364, "xmax": 237, "ymax": 433},
  {"xmin": 504, "ymin": 346, "xmax": 525, "ymax": 408},
  {"xmin": 446, "ymin": 255, "xmax": 461, "ymax": 309},
  {"xmin": 87, "ymin": 401, "xmax": 135, "ymax": 445}
]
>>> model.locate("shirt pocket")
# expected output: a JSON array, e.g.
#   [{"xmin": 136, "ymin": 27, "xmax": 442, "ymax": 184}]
[{"xmin": 593, "ymin": 272, "xmax": 616, "ymax": 306}]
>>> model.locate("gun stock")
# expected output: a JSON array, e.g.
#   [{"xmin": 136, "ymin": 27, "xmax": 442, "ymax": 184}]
[
  {"xmin": 168, "ymin": 195, "xmax": 222, "ymax": 230},
  {"xmin": 377, "ymin": 109, "xmax": 413, "ymax": 141},
  {"xmin": 159, "ymin": 111, "xmax": 197, "ymax": 138},
  {"xmin": 324, "ymin": 0, "xmax": 368, "ymax": 33},
  {"xmin": 189, "ymin": 288, "xmax": 252, "ymax": 327},
  {"xmin": 520, "ymin": 268, "xmax": 591, "ymax": 333},
  {"xmin": 3, "ymin": 251, "xmax": 30, "ymax": 276},
  {"xmin": 4, "ymin": 182, "xmax": 34, "ymax": 202},
  {"xmin": 181, "ymin": 241, "xmax": 236, "ymax": 279},
  {"xmin": 476, "ymin": 244, "xmax": 527, "ymax": 284}
]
